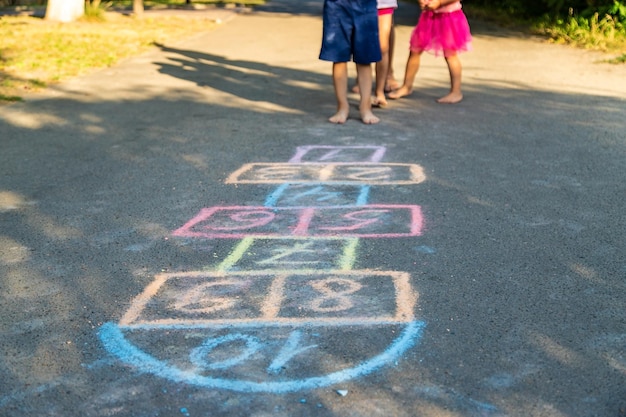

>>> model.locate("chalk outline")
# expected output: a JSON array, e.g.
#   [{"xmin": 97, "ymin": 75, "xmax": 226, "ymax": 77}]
[
  {"xmin": 264, "ymin": 184, "xmax": 371, "ymax": 207},
  {"xmin": 225, "ymin": 163, "xmax": 426, "ymax": 185},
  {"xmin": 99, "ymin": 320, "xmax": 425, "ymax": 393},
  {"xmin": 100, "ymin": 145, "xmax": 429, "ymax": 393},
  {"xmin": 171, "ymin": 204, "xmax": 423, "ymax": 239},
  {"xmin": 118, "ymin": 269, "xmax": 418, "ymax": 329},
  {"xmin": 215, "ymin": 237, "xmax": 360, "ymax": 272},
  {"xmin": 289, "ymin": 145, "xmax": 387, "ymax": 163}
]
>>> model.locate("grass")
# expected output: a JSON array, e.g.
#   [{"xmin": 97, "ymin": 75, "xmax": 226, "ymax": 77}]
[
  {"xmin": 0, "ymin": 0, "xmax": 265, "ymax": 102},
  {"xmin": 533, "ymin": 12, "xmax": 626, "ymax": 61}
]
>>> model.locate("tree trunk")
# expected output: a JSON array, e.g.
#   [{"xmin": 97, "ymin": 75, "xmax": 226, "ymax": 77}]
[
  {"xmin": 45, "ymin": 0, "xmax": 84, "ymax": 22},
  {"xmin": 133, "ymin": 0, "xmax": 144, "ymax": 17}
]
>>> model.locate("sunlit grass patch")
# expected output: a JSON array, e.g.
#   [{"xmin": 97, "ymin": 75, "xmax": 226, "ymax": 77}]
[
  {"xmin": 0, "ymin": 12, "xmax": 221, "ymax": 101},
  {"xmin": 533, "ymin": 11, "xmax": 626, "ymax": 62},
  {"xmin": 534, "ymin": 12, "xmax": 626, "ymax": 48}
]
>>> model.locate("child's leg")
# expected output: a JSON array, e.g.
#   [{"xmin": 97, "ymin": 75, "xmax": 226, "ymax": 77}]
[
  {"xmin": 350, "ymin": 66, "xmax": 365, "ymax": 94},
  {"xmin": 438, "ymin": 52, "xmax": 463, "ymax": 103},
  {"xmin": 330, "ymin": 62, "xmax": 350, "ymax": 124},
  {"xmin": 385, "ymin": 19, "xmax": 400, "ymax": 91},
  {"xmin": 388, "ymin": 50, "xmax": 421, "ymax": 99},
  {"xmin": 356, "ymin": 63, "xmax": 380, "ymax": 124},
  {"xmin": 374, "ymin": 12, "xmax": 394, "ymax": 107}
]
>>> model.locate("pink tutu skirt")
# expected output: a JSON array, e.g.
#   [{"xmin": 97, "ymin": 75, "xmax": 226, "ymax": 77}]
[{"xmin": 410, "ymin": 9, "xmax": 472, "ymax": 57}]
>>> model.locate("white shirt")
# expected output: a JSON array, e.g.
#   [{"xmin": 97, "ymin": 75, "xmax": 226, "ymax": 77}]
[{"xmin": 377, "ymin": 0, "xmax": 398, "ymax": 9}]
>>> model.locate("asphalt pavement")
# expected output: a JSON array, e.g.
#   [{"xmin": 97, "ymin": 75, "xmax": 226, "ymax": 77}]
[{"xmin": 1, "ymin": 0, "xmax": 625, "ymax": 416}]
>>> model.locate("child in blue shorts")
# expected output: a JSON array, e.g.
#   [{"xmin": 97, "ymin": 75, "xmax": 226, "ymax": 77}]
[{"xmin": 320, "ymin": 0, "xmax": 382, "ymax": 124}]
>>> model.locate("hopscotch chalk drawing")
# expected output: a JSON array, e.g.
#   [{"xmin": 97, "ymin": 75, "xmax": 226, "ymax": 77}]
[{"xmin": 100, "ymin": 145, "xmax": 428, "ymax": 393}]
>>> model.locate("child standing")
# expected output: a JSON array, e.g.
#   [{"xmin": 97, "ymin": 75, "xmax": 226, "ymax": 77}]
[
  {"xmin": 373, "ymin": 0, "xmax": 399, "ymax": 107},
  {"xmin": 351, "ymin": 0, "xmax": 400, "ymax": 107},
  {"xmin": 389, "ymin": 0, "xmax": 471, "ymax": 103},
  {"xmin": 320, "ymin": 0, "xmax": 382, "ymax": 124}
]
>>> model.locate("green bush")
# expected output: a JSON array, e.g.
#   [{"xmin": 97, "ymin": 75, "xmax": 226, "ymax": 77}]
[
  {"xmin": 583, "ymin": 0, "xmax": 626, "ymax": 22},
  {"xmin": 466, "ymin": 0, "xmax": 626, "ymax": 20}
]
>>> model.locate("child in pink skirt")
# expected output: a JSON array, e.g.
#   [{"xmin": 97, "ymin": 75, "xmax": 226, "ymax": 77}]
[{"xmin": 389, "ymin": 0, "xmax": 471, "ymax": 103}]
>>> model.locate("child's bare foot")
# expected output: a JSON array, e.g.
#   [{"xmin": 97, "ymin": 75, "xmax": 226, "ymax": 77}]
[
  {"xmin": 360, "ymin": 109, "xmax": 380, "ymax": 125},
  {"xmin": 437, "ymin": 91, "xmax": 463, "ymax": 103},
  {"xmin": 372, "ymin": 94, "xmax": 388, "ymax": 108},
  {"xmin": 351, "ymin": 84, "xmax": 360, "ymax": 94},
  {"xmin": 385, "ymin": 77, "xmax": 401, "ymax": 92},
  {"xmin": 329, "ymin": 108, "xmax": 350, "ymax": 124},
  {"xmin": 387, "ymin": 86, "xmax": 412, "ymax": 100}
]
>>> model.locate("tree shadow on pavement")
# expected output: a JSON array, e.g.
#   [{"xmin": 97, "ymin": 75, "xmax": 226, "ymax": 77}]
[{"xmin": 153, "ymin": 43, "xmax": 330, "ymax": 115}]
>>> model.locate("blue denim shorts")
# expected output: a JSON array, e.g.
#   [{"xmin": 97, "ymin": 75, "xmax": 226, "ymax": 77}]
[{"xmin": 319, "ymin": 0, "xmax": 381, "ymax": 64}]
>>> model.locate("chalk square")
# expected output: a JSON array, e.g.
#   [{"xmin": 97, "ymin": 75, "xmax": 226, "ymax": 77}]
[
  {"xmin": 222, "ymin": 238, "xmax": 351, "ymax": 271},
  {"xmin": 331, "ymin": 164, "xmax": 426, "ymax": 184},
  {"xmin": 226, "ymin": 164, "xmax": 322, "ymax": 183},
  {"xmin": 289, "ymin": 146, "xmax": 386, "ymax": 163},
  {"xmin": 266, "ymin": 184, "xmax": 369, "ymax": 207},
  {"xmin": 172, "ymin": 206, "xmax": 298, "ymax": 239}
]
